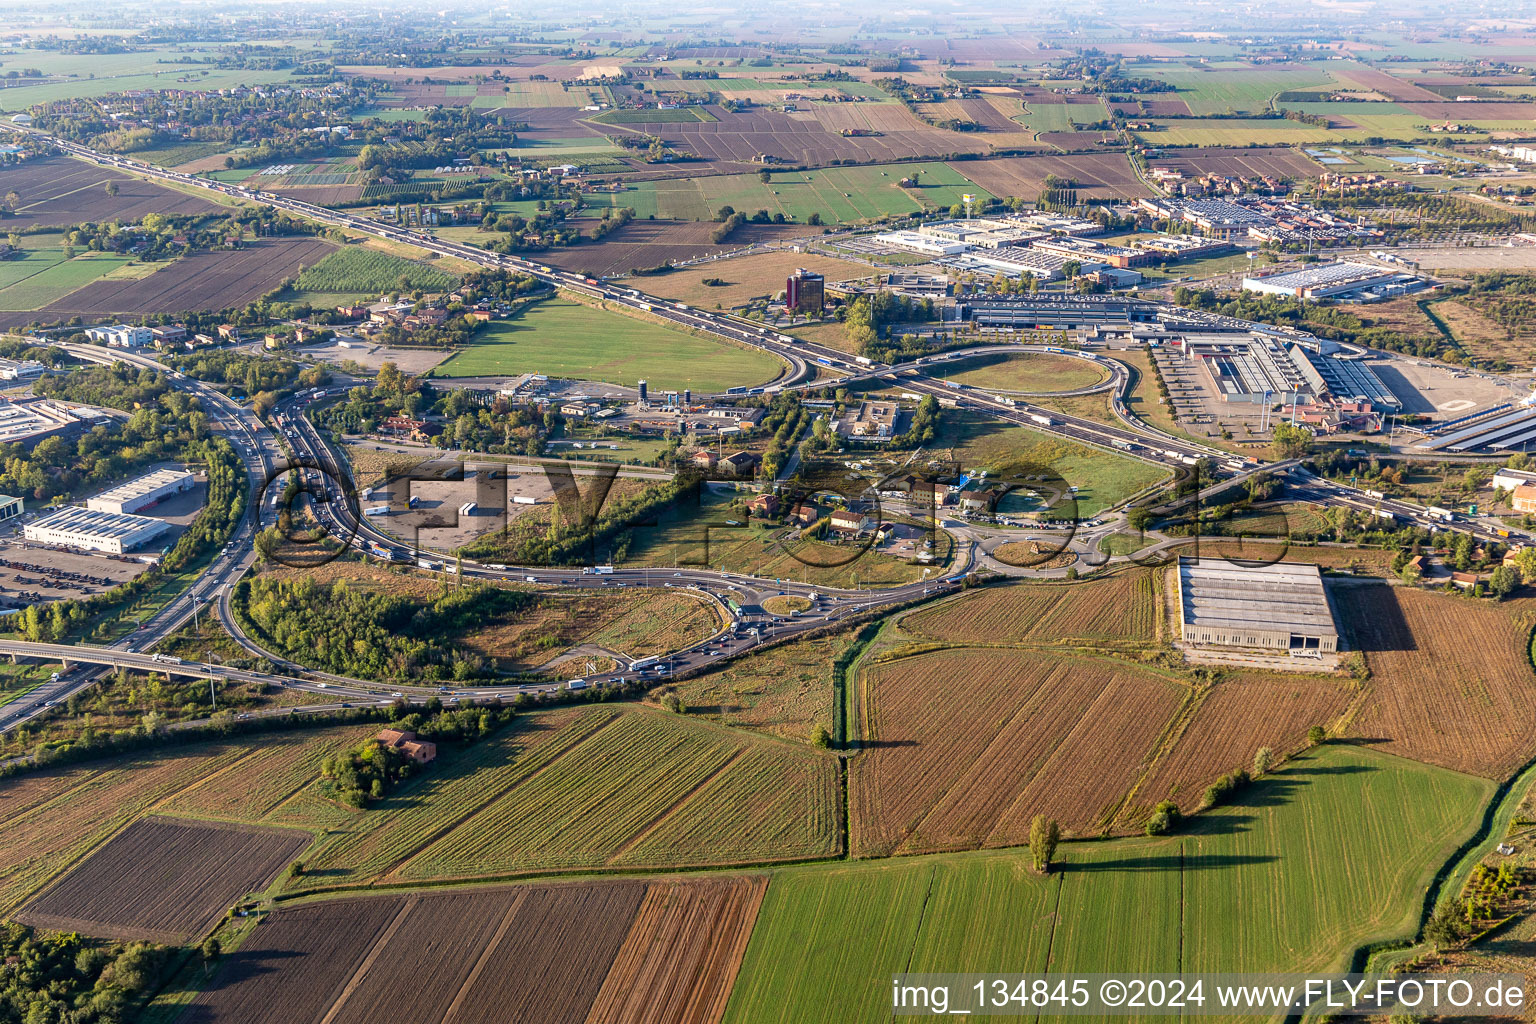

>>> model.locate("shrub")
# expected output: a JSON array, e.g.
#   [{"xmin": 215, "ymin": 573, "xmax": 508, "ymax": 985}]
[{"xmin": 1146, "ymin": 799, "xmax": 1181, "ymax": 835}]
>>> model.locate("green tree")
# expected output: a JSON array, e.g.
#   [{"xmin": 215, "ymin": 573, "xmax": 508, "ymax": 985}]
[
  {"xmin": 1029, "ymin": 814, "xmax": 1060, "ymax": 873},
  {"xmin": 1271, "ymin": 422, "xmax": 1313, "ymax": 459},
  {"xmin": 1516, "ymin": 545, "xmax": 1536, "ymax": 585},
  {"xmin": 1306, "ymin": 724, "xmax": 1326, "ymax": 747},
  {"xmin": 104, "ymin": 180, "xmax": 118, "ymax": 197},
  {"xmin": 1489, "ymin": 564, "xmax": 1518, "ymax": 600},
  {"xmin": 1252, "ymin": 746, "xmax": 1273, "ymax": 777}
]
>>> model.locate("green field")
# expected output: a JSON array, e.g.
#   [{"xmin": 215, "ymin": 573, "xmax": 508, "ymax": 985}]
[
  {"xmin": 640, "ymin": 163, "xmax": 996, "ymax": 224},
  {"xmin": 286, "ymin": 246, "xmax": 455, "ymax": 303},
  {"xmin": 433, "ymin": 297, "xmax": 787, "ymax": 391},
  {"xmin": 1141, "ymin": 64, "xmax": 1339, "ymax": 114},
  {"xmin": 1140, "ymin": 118, "xmax": 1338, "ymax": 146},
  {"xmin": 0, "ymin": 252, "xmax": 136, "ymax": 310},
  {"xmin": 938, "ymin": 412, "xmax": 1169, "ymax": 517},
  {"xmin": 722, "ymin": 745, "xmax": 1492, "ymax": 1024},
  {"xmin": 0, "ymin": 67, "xmax": 298, "ymax": 112},
  {"xmin": 937, "ymin": 352, "xmax": 1110, "ymax": 393}
]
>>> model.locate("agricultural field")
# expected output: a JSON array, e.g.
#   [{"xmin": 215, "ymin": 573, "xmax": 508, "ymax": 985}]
[
  {"xmin": 433, "ymin": 297, "xmax": 788, "ymax": 391},
  {"xmin": 0, "ymin": 251, "xmax": 133, "ymax": 310},
  {"xmin": 640, "ymin": 162, "xmax": 993, "ymax": 223},
  {"xmin": 0, "ymin": 239, "xmax": 338, "ymax": 328},
  {"xmin": 900, "ymin": 571, "xmax": 1161, "ymax": 646},
  {"xmin": 948, "ymin": 152, "xmax": 1153, "ymax": 201},
  {"xmin": 0, "ymin": 155, "xmax": 222, "ymax": 230},
  {"xmin": 629, "ymin": 251, "xmax": 875, "ymax": 308},
  {"xmin": 282, "ymin": 245, "xmax": 459, "ymax": 305},
  {"xmin": 540, "ymin": 219, "xmax": 809, "ymax": 277},
  {"xmin": 1139, "ymin": 118, "xmax": 1338, "ymax": 147},
  {"xmin": 1338, "ymin": 584, "xmax": 1536, "ymax": 779},
  {"xmin": 935, "ymin": 351, "xmax": 1112, "ymax": 393},
  {"xmin": 16, "ymin": 816, "xmax": 307, "ymax": 943},
  {"xmin": 726, "ymin": 744, "xmax": 1492, "ymax": 1024},
  {"xmin": 665, "ymin": 623, "xmax": 865, "ymax": 744},
  {"xmin": 283, "ymin": 704, "xmax": 837, "ymax": 887},
  {"xmin": 177, "ymin": 876, "xmax": 766, "ymax": 1024},
  {"xmin": 849, "ymin": 647, "xmax": 1190, "ymax": 853},
  {"xmin": 1140, "ymin": 62, "xmax": 1340, "ymax": 113}
]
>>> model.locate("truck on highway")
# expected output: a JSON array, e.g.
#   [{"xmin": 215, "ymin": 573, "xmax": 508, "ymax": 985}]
[
  {"xmin": 567, "ymin": 678, "xmax": 588, "ymax": 690},
  {"xmin": 629, "ymin": 656, "xmax": 660, "ymax": 672},
  {"xmin": 1427, "ymin": 506, "xmax": 1456, "ymax": 523},
  {"xmin": 150, "ymin": 654, "xmax": 183, "ymax": 665},
  {"xmin": 855, "ymin": 355, "xmax": 873, "ymax": 366},
  {"xmin": 1374, "ymin": 509, "xmax": 1399, "ymax": 524},
  {"xmin": 585, "ymin": 565, "xmax": 615, "ymax": 575},
  {"xmin": 1028, "ymin": 413, "xmax": 1055, "ymax": 427}
]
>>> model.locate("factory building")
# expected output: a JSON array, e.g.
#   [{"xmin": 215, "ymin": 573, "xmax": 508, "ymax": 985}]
[
  {"xmin": 1184, "ymin": 333, "xmax": 1311, "ymax": 404},
  {"xmin": 0, "ymin": 358, "xmax": 46, "ymax": 381},
  {"xmin": 953, "ymin": 295, "xmax": 1163, "ymax": 330},
  {"xmin": 1289, "ymin": 345, "xmax": 1401, "ymax": 411},
  {"xmin": 872, "ymin": 231, "xmax": 966, "ymax": 256},
  {"xmin": 1030, "ymin": 236, "xmax": 1155, "ymax": 269},
  {"xmin": 1175, "ymin": 557, "xmax": 1339, "ymax": 653},
  {"xmin": 1241, "ymin": 261, "xmax": 1419, "ymax": 300},
  {"xmin": 23, "ymin": 506, "xmax": 173, "ymax": 554},
  {"xmin": 785, "ymin": 268, "xmax": 825, "ymax": 313},
  {"xmin": 0, "ymin": 494, "xmax": 22, "ymax": 522},
  {"xmin": 918, "ymin": 218, "xmax": 1046, "ymax": 249},
  {"xmin": 86, "ymin": 468, "xmax": 195, "ymax": 515}
]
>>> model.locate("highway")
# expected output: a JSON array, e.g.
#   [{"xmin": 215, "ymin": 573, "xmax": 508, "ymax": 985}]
[{"xmin": 0, "ymin": 124, "xmax": 1520, "ymax": 733}]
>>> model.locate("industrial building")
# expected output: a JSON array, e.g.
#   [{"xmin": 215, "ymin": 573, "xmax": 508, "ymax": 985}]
[
  {"xmin": 23, "ymin": 506, "xmax": 173, "ymax": 554},
  {"xmin": 785, "ymin": 268, "xmax": 825, "ymax": 313},
  {"xmin": 0, "ymin": 358, "xmax": 45, "ymax": 381},
  {"xmin": 83, "ymin": 324, "xmax": 154, "ymax": 347},
  {"xmin": 872, "ymin": 230, "xmax": 966, "ymax": 256},
  {"xmin": 1030, "ymin": 236, "xmax": 1154, "ymax": 268},
  {"xmin": 0, "ymin": 494, "xmax": 22, "ymax": 522},
  {"xmin": 86, "ymin": 468, "xmax": 195, "ymax": 515},
  {"xmin": 1290, "ymin": 345, "xmax": 1401, "ymax": 411},
  {"xmin": 0, "ymin": 399, "xmax": 103, "ymax": 446},
  {"xmin": 1418, "ymin": 404, "xmax": 1536, "ymax": 453},
  {"xmin": 1241, "ymin": 261, "xmax": 1419, "ymax": 300},
  {"xmin": 918, "ymin": 218, "xmax": 1045, "ymax": 249},
  {"xmin": 1175, "ymin": 557, "xmax": 1339, "ymax": 653},
  {"xmin": 1180, "ymin": 333, "xmax": 1399, "ymax": 411},
  {"xmin": 951, "ymin": 295, "xmax": 1164, "ymax": 330},
  {"xmin": 942, "ymin": 245, "xmax": 1085, "ymax": 281}
]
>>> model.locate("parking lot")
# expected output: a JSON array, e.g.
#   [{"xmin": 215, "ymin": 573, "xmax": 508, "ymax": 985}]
[
  {"xmin": 0, "ymin": 478, "xmax": 208, "ymax": 606},
  {"xmin": 366, "ymin": 468, "xmax": 555, "ymax": 551}
]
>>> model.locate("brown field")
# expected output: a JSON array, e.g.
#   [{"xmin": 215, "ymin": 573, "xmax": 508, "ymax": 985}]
[
  {"xmin": 949, "ymin": 152, "xmax": 1152, "ymax": 200},
  {"xmin": 585, "ymin": 877, "xmax": 768, "ymax": 1024},
  {"xmin": 633, "ymin": 251, "xmax": 873, "ymax": 307},
  {"xmin": 180, "ymin": 877, "xmax": 764, "ymax": 1024},
  {"xmin": 0, "ymin": 742, "xmax": 255, "ymax": 916},
  {"xmin": 599, "ymin": 106, "xmax": 993, "ymax": 167},
  {"xmin": 1330, "ymin": 63, "xmax": 1447, "ymax": 103},
  {"xmin": 1163, "ymin": 540, "xmax": 1397, "ymax": 575},
  {"xmin": 1339, "ymin": 584, "xmax": 1536, "ymax": 779},
  {"xmin": 1135, "ymin": 673, "xmax": 1354, "ymax": 818},
  {"xmin": 0, "ymin": 155, "xmax": 221, "ymax": 230},
  {"xmin": 11, "ymin": 238, "xmax": 337, "ymax": 321},
  {"xmin": 849, "ymin": 648, "xmax": 1189, "ymax": 854},
  {"xmin": 1148, "ymin": 147, "xmax": 1325, "ymax": 180},
  {"xmin": 899, "ymin": 570, "xmax": 1160, "ymax": 646},
  {"xmin": 541, "ymin": 220, "xmax": 808, "ymax": 277},
  {"xmin": 18, "ymin": 816, "xmax": 307, "ymax": 943}
]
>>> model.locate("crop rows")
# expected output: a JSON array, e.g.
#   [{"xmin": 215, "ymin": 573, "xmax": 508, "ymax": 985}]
[
  {"xmin": 1340, "ymin": 584, "xmax": 1536, "ymax": 778},
  {"xmin": 18, "ymin": 816, "xmax": 308, "ymax": 942},
  {"xmin": 400, "ymin": 707, "xmax": 834, "ymax": 876},
  {"xmin": 0, "ymin": 742, "xmax": 253, "ymax": 915},
  {"xmin": 901, "ymin": 570, "xmax": 1159, "ymax": 646},
  {"xmin": 292, "ymin": 706, "xmax": 609, "ymax": 888},
  {"xmin": 293, "ymin": 246, "xmax": 458, "ymax": 296},
  {"xmin": 589, "ymin": 877, "xmax": 769, "ymax": 1024},
  {"xmin": 850, "ymin": 648, "xmax": 1185, "ymax": 855},
  {"xmin": 163, "ymin": 724, "xmax": 376, "ymax": 822}
]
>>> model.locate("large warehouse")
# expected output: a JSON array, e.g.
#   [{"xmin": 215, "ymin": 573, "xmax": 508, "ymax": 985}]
[
  {"xmin": 1175, "ymin": 557, "xmax": 1339, "ymax": 653},
  {"xmin": 86, "ymin": 468, "xmax": 194, "ymax": 515},
  {"xmin": 24, "ymin": 506, "xmax": 173, "ymax": 554}
]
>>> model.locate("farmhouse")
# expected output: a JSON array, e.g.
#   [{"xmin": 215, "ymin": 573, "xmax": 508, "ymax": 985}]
[
  {"xmin": 828, "ymin": 509, "xmax": 873, "ymax": 535},
  {"xmin": 376, "ymin": 728, "xmax": 437, "ymax": 764},
  {"xmin": 747, "ymin": 493, "xmax": 781, "ymax": 517},
  {"xmin": 1175, "ymin": 557, "xmax": 1339, "ymax": 653},
  {"xmin": 1513, "ymin": 485, "xmax": 1536, "ymax": 514}
]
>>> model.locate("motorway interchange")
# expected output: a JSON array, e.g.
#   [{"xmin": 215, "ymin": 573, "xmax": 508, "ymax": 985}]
[{"xmin": 0, "ymin": 123, "xmax": 1523, "ymax": 733}]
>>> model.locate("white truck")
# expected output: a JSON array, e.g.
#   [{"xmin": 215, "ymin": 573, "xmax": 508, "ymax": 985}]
[
  {"xmin": 363, "ymin": 505, "xmax": 390, "ymax": 517},
  {"xmin": 1028, "ymin": 413, "xmax": 1054, "ymax": 427},
  {"xmin": 586, "ymin": 565, "xmax": 615, "ymax": 575}
]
